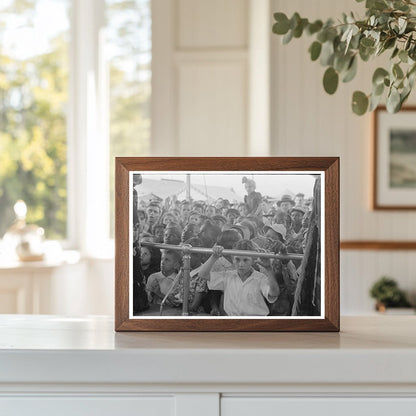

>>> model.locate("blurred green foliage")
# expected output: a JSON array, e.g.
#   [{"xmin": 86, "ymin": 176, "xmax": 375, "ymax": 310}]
[
  {"xmin": 370, "ymin": 276, "xmax": 411, "ymax": 307},
  {"xmin": 0, "ymin": 0, "xmax": 151, "ymax": 240},
  {"xmin": 0, "ymin": 2, "xmax": 69, "ymax": 238},
  {"xmin": 107, "ymin": 0, "xmax": 151, "ymax": 237}
]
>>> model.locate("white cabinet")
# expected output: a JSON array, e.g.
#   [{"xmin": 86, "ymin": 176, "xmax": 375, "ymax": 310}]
[
  {"xmin": 1, "ymin": 396, "xmax": 175, "ymax": 416},
  {"xmin": 1, "ymin": 316, "xmax": 416, "ymax": 416},
  {"xmin": 221, "ymin": 398, "xmax": 416, "ymax": 416}
]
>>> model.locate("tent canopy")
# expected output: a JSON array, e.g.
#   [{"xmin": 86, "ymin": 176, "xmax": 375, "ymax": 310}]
[{"xmin": 136, "ymin": 178, "xmax": 242, "ymax": 203}]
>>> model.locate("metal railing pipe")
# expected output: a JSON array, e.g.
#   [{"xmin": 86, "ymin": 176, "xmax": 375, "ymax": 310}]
[{"xmin": 141, "ymin": 241, "xmax": 303, "ymax": 262}]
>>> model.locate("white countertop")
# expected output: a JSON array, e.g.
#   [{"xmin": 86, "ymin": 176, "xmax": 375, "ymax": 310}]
[{"xmin": 0, "ymin": 315, "xmax": 415, "ymax": 387}]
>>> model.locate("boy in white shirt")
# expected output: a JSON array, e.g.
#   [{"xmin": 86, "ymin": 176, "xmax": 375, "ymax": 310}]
[{"xmin": 199, "ymin": 240, "xmax": 279, "ymax": 316}]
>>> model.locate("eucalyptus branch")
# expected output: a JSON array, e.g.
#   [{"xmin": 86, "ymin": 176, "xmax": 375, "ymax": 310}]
[{"xmin": 272, "ymin": 0, "xmax": 416, "ymax": 115}]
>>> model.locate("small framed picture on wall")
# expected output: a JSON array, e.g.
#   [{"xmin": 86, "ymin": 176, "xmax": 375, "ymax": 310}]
[{"xmin": 374, "ymin": 106, "xmax": 416, "ymax": 210}]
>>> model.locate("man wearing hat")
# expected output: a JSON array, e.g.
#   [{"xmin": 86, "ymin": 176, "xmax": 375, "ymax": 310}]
[
  {"xmin": 290, "ymin": 205, "xmax": 306, "ymax": 234},
  {"xmin": 276, "ymin": 194, "xmax": 295, "ymax": 214},
  {"xmin": 264, "ymin": 223, "xmax": 287, "ymax": 243},
  {"xmin": 286, "ymin": 205, "xmax": 307, "ymax": 260}
]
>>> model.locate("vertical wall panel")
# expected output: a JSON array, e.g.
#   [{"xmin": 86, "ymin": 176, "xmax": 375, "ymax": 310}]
[
  {"xmin": 152, "ymin": 0, "xmax": 249, "ymax": 156},
  {"xmin": 177, "ymin": 61, "xmax": 247, "ymax": 156},
  {"xmin": 178, "ymin": 0, "xmax": 248, "ymax": 49}
]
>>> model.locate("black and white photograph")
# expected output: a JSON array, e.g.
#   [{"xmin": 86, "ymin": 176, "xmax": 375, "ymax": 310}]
[{"xmin": 130, "ymin": 171, "xmax": 324, "ymax": 319}]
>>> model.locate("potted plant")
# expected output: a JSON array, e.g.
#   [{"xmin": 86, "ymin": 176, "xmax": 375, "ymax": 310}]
[{"xmin": 369, "ymin": 276, "xmax": 413, "ymax": 313}]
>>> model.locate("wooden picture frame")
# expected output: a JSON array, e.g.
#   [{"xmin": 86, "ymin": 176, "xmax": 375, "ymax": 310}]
[
  {"xmin": 373, "ymin": 106, "xmax": 416, "ymax": 210},
  {"xmin": 115, "ymin": 157, "xmax": 339, "ymax": 332}
]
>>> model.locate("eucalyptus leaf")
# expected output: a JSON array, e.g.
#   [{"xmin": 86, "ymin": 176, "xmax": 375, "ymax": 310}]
[
  {"xmin": 399, "ymin": 49, "xmax": 408, "ymax": 63},
  {"xmin": 352, "ymin": 91, "xmax": 369, "ymax": 115},
  {"xmin": 393, "ymin": 63, "xmax": 404, "ymax": 79},
  {"xmin": 391, "ymin": 47, "xmax": 399, "ymax": 59},
  {"xmin": 290, "ymin": 13, "xmax": 301, "ymax": 30},
  {"xmin": 334, "ymin": 52, "xmax": 352, "ymax": 72},
  {"xmin": 372, "ymin": 67, "xmax": 389, "ymax": 85},
  {"xmin": 273, "ymin": 13, "xmax": 290, "ymax": 35},
  {"xmin": 398, "ymin": 17, "xmax": 407, "ymax": 34},
  {"xmin": 386, "ymin": 87, "xmax": 401, "ymax": 112},
  {"xmin": 323, "ymin": 67, "xmax": 339, "ymax": 94},
  {"xmin": 383, "ymin": 37, "xmax": 396, "ymax": 50},
  {"xmin": 359, "ymin": 44, "xmax": 375, "ymax": 61},
  {"xmin": 317, "ymin": 29, "xmax": 328, "ymax": 43},
  {"xmin": 342, "ymin": 56, "xmax": 358, "ymax": 82},
  {"xmin": 405, "ymin": 33, "xmax": 413, "ymax": 50},
  {"xmin": 408, "ymin": 71, "xmax": 416, "ymax": 88},
  {"xmin": 373, "ymin": 82, "xmax": 385, "ymax": 96},
  {"xmin": 307, "ymin": 20, "xmax": 323, "ymax": 35},
  {"xmin": 369, "ymin": 92, "xmax": 383, "ymax": 111},
  {"xmin": 293, "ymin": 18, "xmax": 307, "ymax": 38},
  {"xmin": 393, "ymin": 0, "xmax": 409, "ymax": 12},
  {"xmin": 282, "ymin": 29, "xmax": 294, "ymax": 44},
  {"xmin": 320, "ymin": 40, "xmax": 335, "ymax": 66},
  {"xmin": 309, "ymin": 41, "xmax": 322, "ymax": 61},
  {"xmin": 360, "ymin": 37, "xmax": 375, "ymax": 48},
  {"xmin": 366, "ymin": 0, "xmax": 388, "ymax": 10}
]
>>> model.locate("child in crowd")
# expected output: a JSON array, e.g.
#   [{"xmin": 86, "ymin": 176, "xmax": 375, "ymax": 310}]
[
  {"xmin": 161, "ymin": 212, "xmax": 178, "ymax": 226},
  {"xmin": 171, "ymin": 237, "xmax": 208, "ymax": 313},
  {"xmin": 225, "ymin": 208, "xmax": 240, "ymax": 226},
  {"xmin": 205, "ymin": 205, "xmax": 217, "ymax": 217},
  {"xmin": 206, "ymin": 229, "xmax": 242, "ymax": 316},
  {"xmin": 140, "ymin": 245, "xmax": 161, "ymax": 283},
  {"xmin": 238, "ymin": 202, "xmax": 249, "ymax": 217},
  {"xmin": 198, "ymin": 220, "xmax": 221, "ymax": 248},
  {"xmin": 180, "ymin": 200, "xmax": 191, "ymax": 226},
  {"xmin": 181, "ymin": 223, "xmax": 200, "ymax": 243},
  {"xmin": 212, "ymin": 215, "xmax": 227, "ymax": 230},
  {"xmin": 146, "ymin": 250, "xmax": 182, "ymax": 306},
  {"xmin": 188, "ymin": 210, "xmax": 201, "ymax": 225},
  {"xmin": 163, "ymin": 224, "xmax": 182, "ymax": 245},
  {"xmin": 199, "ymin": 240, "xmax": 279, "ymax": 316},
  {"xmin": 152, "ymin": 224, "xmax": 165, "ymax": 243}
]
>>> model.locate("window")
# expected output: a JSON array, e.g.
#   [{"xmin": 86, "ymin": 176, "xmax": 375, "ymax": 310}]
[
  {"xmin": 0, "ymin": 0, "xmax": 70, "ymax": 239},
  {"xmin": 106, "ymin": 0, "xmax": 151, "ymax": 237},
  {"xmin": 0, "ymin": 0, "xmax": 151, "ymax": 252}
]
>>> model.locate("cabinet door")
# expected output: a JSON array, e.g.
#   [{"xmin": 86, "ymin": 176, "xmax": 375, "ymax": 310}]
[
  {"xmin": 222, "ymin": 397, "xmax": 416, "ymax": 416},
  {"xmin": 0, "ymin": 396, "xmax": 175, "ymax": 416}
]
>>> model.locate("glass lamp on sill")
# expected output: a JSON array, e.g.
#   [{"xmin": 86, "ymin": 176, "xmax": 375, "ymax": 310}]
[{"xmin": 3, "ymin": 200, "xmax": 45, "ymax": 262}]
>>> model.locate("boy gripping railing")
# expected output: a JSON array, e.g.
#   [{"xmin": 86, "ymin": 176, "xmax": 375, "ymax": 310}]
[{"xmin": 141, "ymin": 241, "xmax": 303, "ymax": 316}]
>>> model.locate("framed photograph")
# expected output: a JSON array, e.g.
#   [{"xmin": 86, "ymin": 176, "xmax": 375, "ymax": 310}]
[
  {"xmin": 115, "ymin": 157, "xmax": 339, "ymax": 331},
  {"xmin": 374, "ymin": 106, "xmax": 416, "ymax": 210}
]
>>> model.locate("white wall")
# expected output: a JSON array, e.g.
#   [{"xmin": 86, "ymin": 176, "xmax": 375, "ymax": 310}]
[{"xmin": 46, "ymin": 0, "xmax": 415, "ymax": 317}]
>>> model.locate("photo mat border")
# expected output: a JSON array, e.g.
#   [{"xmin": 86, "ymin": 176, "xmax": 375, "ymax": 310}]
[{"xmin": 129, "ymin": 170, "xmax": 325, "ymax": 320}]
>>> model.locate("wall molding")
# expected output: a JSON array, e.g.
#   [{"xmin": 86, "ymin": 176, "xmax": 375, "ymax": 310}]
[{"xmin": 340, "ymin": 241, "xmax": 416, "ymax": 250}]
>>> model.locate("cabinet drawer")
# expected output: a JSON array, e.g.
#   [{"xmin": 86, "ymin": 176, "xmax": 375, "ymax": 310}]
[
  {"xmin": 0, "ymin": 396, "xmax": 174, "ymax": 416},
  {"xmin": 222, "ymin": 397, "xmax": 416, "ymax": 416}
]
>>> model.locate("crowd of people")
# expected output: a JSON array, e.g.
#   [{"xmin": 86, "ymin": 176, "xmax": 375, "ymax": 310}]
[{"xmin": 133, "ymin": 175, "xmax": 315, "ymax": 316}]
